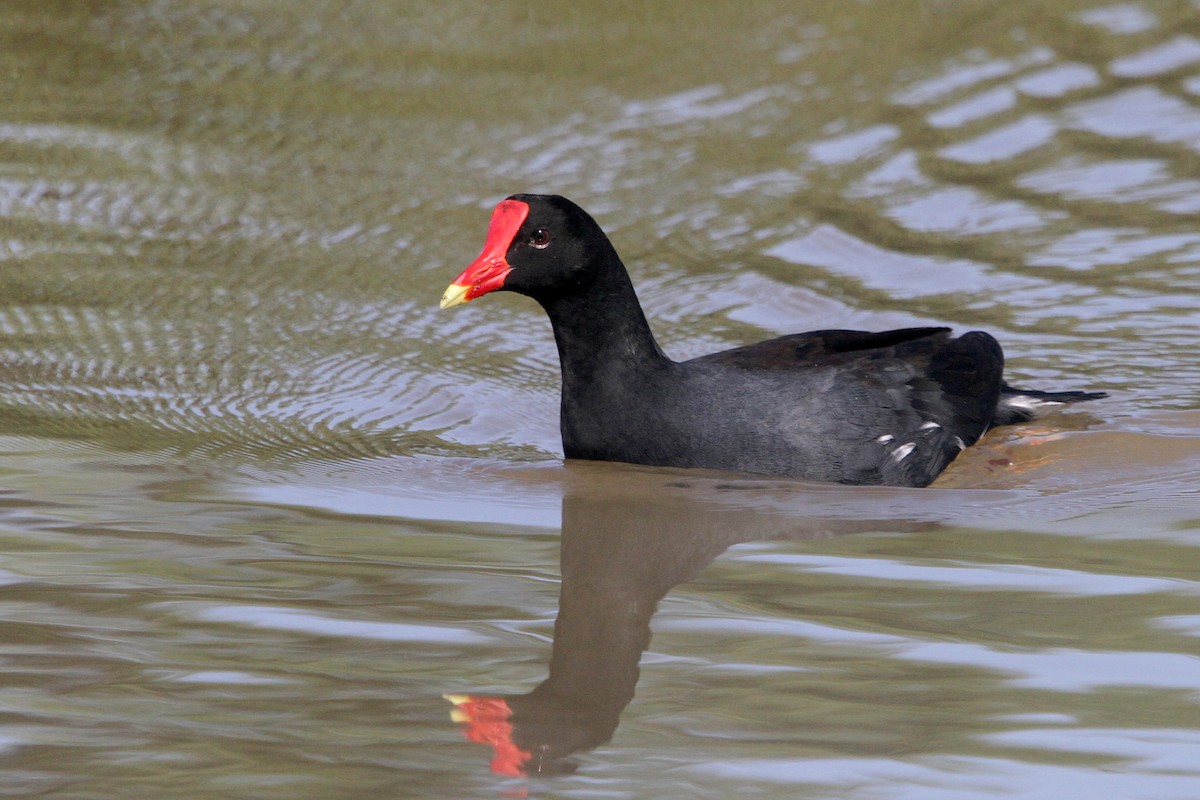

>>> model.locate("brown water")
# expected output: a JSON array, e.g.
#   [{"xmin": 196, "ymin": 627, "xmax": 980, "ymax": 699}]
[{"xmin": 1, "ymin": 1, "xmax": 1199, "ymax": 797}]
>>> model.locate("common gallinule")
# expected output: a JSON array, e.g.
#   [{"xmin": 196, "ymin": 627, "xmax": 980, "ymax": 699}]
[{"xmin": 440, "ymin": 194, "xmax": 1105, "ymax": 487}]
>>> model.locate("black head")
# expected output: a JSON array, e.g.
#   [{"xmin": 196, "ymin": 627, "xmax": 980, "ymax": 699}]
[{"xmin": 441, "ymin": 194, "xmax": 616, "ymax": 308}]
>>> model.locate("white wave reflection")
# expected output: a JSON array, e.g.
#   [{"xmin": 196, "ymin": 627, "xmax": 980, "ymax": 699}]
[
  {"xmin": 690, "ymin": 748, "xmax": 1200, "ymax": 799},
  {"xmin": 765, "ymin": 223, "xmax": 996, "ymax": 296},
  {"xmin": 895, "ymin": 642, "xmax": 1200, "ymax": 692},
  {"xmin": 1156, "ymin": 615, "xmax": 1200, "ymax": 638},
  {"xmin": 730, "ymin": 552, "xmax": 1199, "ymax": 597},
  {"xmin": 192, "ymin": 604, "xmax": 495, "ymax": 644},
  {"xmin": 167, "ymin": 670, "xmax": 294, "ymax": 685},
  {"xmin": 664, "ymin": 615, "xmax": 1200, "ymax": 691},
  {"xmin": 1109, "ymin": 34, "xmax": 1200, "ymax": 77},
  {"xmin": 983, "ymin": 726, "xmax": 1200, "ymax": 772}
]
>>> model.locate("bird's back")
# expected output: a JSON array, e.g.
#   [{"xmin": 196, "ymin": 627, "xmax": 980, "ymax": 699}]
[{"xmin": 637, "ymin": 327, "xmax": 1007, "ymax": 486}]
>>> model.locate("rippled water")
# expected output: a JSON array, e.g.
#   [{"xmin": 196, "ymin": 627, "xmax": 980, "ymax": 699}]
[{"xmin": 1, "ymin": 1, "xmax": 1198, "ymax": 797}]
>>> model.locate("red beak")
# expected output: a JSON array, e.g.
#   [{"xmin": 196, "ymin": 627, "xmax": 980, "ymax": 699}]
[
  {"xmin": 440, "ymin": 199, "xmax": 530, "ymax": 308},
  {"xmin": 444, "ymin": 693, "xmax": 533, "ymax": 777}
]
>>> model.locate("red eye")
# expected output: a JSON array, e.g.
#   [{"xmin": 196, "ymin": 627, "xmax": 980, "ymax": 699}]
[{"xmin": 529, "ymin": 229, "xmax": 551, "ymax": 249}]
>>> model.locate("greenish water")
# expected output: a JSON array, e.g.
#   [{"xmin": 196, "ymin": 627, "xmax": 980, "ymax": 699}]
[{"xmin": 1, "ymin": 1, "xmax": 1198, "ymax": 797}]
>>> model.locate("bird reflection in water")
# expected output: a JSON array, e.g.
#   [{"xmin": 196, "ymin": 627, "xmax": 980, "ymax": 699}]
[{"xmin": 444, "ymin": 463, "xmax": 934, "ymax": 777}]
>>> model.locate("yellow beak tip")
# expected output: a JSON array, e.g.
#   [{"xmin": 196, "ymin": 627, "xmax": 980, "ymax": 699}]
[{"xmin": 440, "ymin": 284, "xmax": 471, "ymax": 309}]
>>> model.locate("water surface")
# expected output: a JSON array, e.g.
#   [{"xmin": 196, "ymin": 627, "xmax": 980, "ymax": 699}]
[{"xmin": 1, "ymin": 1, "xmax": 1198, "ymax": 797}]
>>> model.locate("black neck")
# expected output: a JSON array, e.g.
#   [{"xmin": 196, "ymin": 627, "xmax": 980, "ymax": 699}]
[{"xmin": 537, "ymin": 254, "xmax": 669, "ymax": 384}]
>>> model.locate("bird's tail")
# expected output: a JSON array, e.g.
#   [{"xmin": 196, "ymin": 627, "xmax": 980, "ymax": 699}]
[{"xmin": 992, "ymin": 383, "xmax": 1108, "ymax": 426}]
